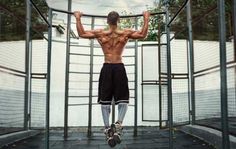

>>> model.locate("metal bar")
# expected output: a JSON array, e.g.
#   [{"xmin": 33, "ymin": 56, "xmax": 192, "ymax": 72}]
[
  {"xmin": 194, "ymin": 61, "xmax": 236, "ymax": 75},
  {"xmin": 170, "ymin": 4, "xmax": 217, "ymax": 41},
  {"xmin": 29, "ymin": 0, "xmax": 49, "ymax": 26},
  {"xmin": 141, "ymin": 43, "xmax": 168, "ymax": 46},
  {"xmin": 141, "ymin": 45, "xmax": 144, "ymax": 122},
  {"xmin": 28, "ymin": 12, "xmax": 33, "ymax": 129},
  {"xmin": 186, "ymin": 39, "xmax": 191, "ymax": 124},
  {"xmin": 68, "ymin": 103, "xmax": 101, "ymax": 106},
  {"xmin": 234, "ymin": 0, "xmax": 236, "ymax": 62},
  {"xmin": 134, "ymin": 17, "xmax": 138, "ymax": 137},
  {"xmin": 167, "ymin": 0, "xmax": 189, "ymax": 27},
  {"xmin": 88, "ymin": 17, "xmax": 95, "ymax": 137},
  {"xmin": 186, "ymin": 0, "xmax": 195, "ymax": 124},
  {"xmin": 165, "ymin": 3, "xmax": 173, "ymax": 149},
  {"xmin": 158, "ymin": 29, "xmax": 162, "ymax": 128},
  {"xmin": 217, "ymin": 0, "xmax": 230, "ymax": 148},
  {"xmin": 45, "ymin": 8, "xmax": 52, "ymax": 149},
  {"xmin": 112, "ymin": 99, "xmax": 115, "ymax": 124},
  {"xmin": 51, "ymin": 8, "xmax": 165, "ymax": 18},
  {"xmin": 0, "ymin": 69, "xmax": 26, "ymax": 77},
  {"xmin": 64, "ymin": 0, "xmax": 72, "ymax": 140},
  {"xmin": 24, "ymin": 0, "xmax": 31, "ymax": 130},
  {"xmin": 233, "ymin": 0, "xmax": 236, "ymax": 120},
  {"xmin": 70, "ymin": 53, "xmax": 91, "ymax": 56},
  {"xmin": 0, "ymin": 65, "xmax": 26, "ymax": 75},
  {"xmin": 0, "ymin": 11, "xmax": 1, "ymax": 41},
  {"xmin": 0, "ymin": 3, "xmax": 46, "ymax": 40},
  {"xmin": 69, "ymin": 71, "xmax": 90, "ymax": 74},
  {"xmin": 143, "ymin": 119, "xmax": 168, "ymax": 122},
  {"xmin": 194, "ymin": 66, "xmax": 236, "ymax": 78}
]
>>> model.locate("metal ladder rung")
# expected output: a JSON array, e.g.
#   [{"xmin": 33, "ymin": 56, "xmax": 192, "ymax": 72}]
[
  {"xmin": 68, "ymin": 96, "xmax": 89, "ymax": 98},
  {"xmin": 69, "ymin": 71, "xmax": 90, "ymax": 74},
  {"xmin": 69, "ymin": 53, "xmax": 90, "ymax": 56}
]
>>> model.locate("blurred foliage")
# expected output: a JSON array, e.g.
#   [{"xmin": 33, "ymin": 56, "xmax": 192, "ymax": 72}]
[
  {"xmin": 119, "ymin": 7, "xmax": 164, "ymax": 41},
  {"xmin": 144, "ymin": 6, "xmax": 164, "ymax": 41},
  {"xmin": 160, "ymin": 0, "xmax": 233, "ymax": 41},
  {"xmin": 1, "ymin": 0, "xmax": 233, "ymax": 42},
  {"xmin": 0, "ymin": 0, "xmax": 48, "ymax": 41}
]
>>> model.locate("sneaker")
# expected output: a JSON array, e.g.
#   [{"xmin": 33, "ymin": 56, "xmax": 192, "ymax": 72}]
[
  {"xmin": 111, "ymin": 122, "xmax": 122, "ymax": 144},
  {"xmin": 107, "ymin": 137, "xmax": 116, "ymax": 148},
  {"xmin": 104, "ymin": 128, "xmax": 117, "ymax": 148},
  {"xmin": 114, "ymin": 121, "xmax": 123, "ymax": 134},
  {"xmin": 104, "ymin": 128, "xmax": 114, "ymax": 139},
  {"xmin": 113, "ymin": 132, "xmax": 121, "ymax": 144}
]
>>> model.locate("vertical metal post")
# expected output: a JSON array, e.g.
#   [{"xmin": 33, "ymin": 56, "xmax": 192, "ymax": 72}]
[
  {"xmin": 88, "ymin": 17, "xmax": 95, "ymax": 137},
  {"xmin": 141, "ymin": 46, "xmax": 144, "ymax": 121},
  {"xmin": 24, "ymin": 0, "xmax": 32, "ymax": 130},
  {"xmin": 64, "ymin": 0, "xmax": 72, "ymax": 139},
  {"xmin": 165, "ymin": 3, "xmax": 173, "ymax": 149},
  {"xmin": 0, "ymin": 11, "xmax": 2, "ymax": 41},
  {"xmin": 217, "ymin": 0, "xmax": 230, "ymax": 148},
  {"xmin": 158, "ymin": 21, "xmax": 162, "ymax": 128},
  {"xmin": 233, "ymin": 0, "xmax": 236, "ymax": 110},
  {"xmin": 134, "ymin": 16, "xmax": 138, "ymax": 137},
  {"xmin": 186, "ymin": 39, "xmax": 191, "ymax": 124},
  {"xmin": 29, "ymin": 26, "xmax": 33, "ymax": 129},
  {"xmin": 234, "ymin": 0, "xmax": 236, "ymax": 62},
  {"xmin": 186, "ymin": 0, "xmax": 195, "ymax": 124},
  {"xmin": 46, "ymin": 8, "xmax": 52, "ymax": 149}
]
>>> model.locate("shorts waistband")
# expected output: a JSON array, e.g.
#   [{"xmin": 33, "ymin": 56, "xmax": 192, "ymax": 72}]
[{"xmin": 103, "ymin": 63, "xmax": 124, "ymax": 65}]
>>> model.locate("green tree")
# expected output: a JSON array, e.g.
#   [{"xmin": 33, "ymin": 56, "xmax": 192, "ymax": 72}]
[
  {"xmin": 118, "ymin": 7, "xmax": 164, "ymax": 41},
  {"xmin": 0, "ymin": 0, "xmax": 48, "ymax": 41},
  {"xmin": 159, "ymin": 0, "xmax": 233, "ymax": 41}
]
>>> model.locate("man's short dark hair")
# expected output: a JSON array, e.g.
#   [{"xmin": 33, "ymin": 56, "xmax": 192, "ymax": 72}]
[{"xmin": 107, "ymin": 11, "xmax": 120, "ymax": 25}]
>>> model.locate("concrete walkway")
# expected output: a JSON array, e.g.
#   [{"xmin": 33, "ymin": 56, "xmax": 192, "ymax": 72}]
[{"xmin": 1, "ymin": 127, "xmax": 215, "ymax": 149}]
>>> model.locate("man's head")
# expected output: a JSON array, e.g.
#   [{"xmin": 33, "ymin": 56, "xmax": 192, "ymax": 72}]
[{"xmin": 107, "ymin": 11, "xmax": 120, "ymax": 25}]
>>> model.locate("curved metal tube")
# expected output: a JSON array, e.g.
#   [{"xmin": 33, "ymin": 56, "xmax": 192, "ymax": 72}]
[
  {"xmin": 167, "ymin": 0, "xmax": 189, "ymax": 27},
  {"xmin": 51, "ymin": 8, "xmax": 165, "ymax": 18}
]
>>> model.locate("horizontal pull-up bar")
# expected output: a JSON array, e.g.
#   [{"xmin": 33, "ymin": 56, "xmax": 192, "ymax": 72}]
[
  {"xmin": 51, "ymin": 8, "xmax": 166, "ymax": 18},
  {"xmin": 167, "ymin": 0, "xmax": 189, "ymax": 27}
]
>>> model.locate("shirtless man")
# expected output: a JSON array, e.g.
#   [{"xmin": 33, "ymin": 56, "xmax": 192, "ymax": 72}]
[{"xmin": 74, "ymin": 10, "xmax": 150, "ymax": 146}]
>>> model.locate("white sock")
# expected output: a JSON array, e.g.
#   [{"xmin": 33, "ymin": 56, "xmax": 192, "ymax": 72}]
[
  {"xmin": 101, "ymin": 104, "xmax": 111, "ymax": 128},
  {"xmin": 118, "ymin": 103, "xmax": 128, "ymax": 124}
]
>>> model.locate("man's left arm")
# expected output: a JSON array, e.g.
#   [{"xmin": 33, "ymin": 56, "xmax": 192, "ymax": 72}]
[
  {"xmin": 74, "ymin": 11, "xmax": 97, "ymax": 39},
  {"xmin": 128, "ymin": 11, "xmax": 150, "ymax": 39}
]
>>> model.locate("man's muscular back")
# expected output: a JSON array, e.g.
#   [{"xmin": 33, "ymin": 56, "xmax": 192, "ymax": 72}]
[
  {"xmin": 74, "ymin": 11, "xmax": 150, "ymax": 63},
  {"xmin": 95, "ymin": 29, "xmax": 130, "ymax": 63}
]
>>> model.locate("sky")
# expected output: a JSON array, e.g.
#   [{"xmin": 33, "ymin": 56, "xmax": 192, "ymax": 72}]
[{"xmin": 46, "ymin": 0, "xmax": 159, "ymax": 16}]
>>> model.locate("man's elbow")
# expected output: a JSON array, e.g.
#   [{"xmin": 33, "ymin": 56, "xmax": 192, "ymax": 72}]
[
  {"xmin": 78, "ymin": 33, "xmax": 88, "ymax": 38},
  {"xmin": 140, "ymin": 33, "xmax": 147, "ymax": 39}
]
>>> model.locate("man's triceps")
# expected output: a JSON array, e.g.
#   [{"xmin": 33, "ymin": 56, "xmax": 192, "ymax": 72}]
[{"xmin": 129, "ymin": 30, "xmax": 144, "ymax": 39}]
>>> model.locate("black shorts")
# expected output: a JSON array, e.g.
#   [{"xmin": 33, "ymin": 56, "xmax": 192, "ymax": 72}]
[{"xmin": 98, "ymin": 63, "xmax": 129, "ymax": 105}]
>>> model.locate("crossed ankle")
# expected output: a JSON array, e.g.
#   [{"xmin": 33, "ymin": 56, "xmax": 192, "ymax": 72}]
[{"xmin": 115, "ymin": 121, "xmax": 122, "ymax": 125}]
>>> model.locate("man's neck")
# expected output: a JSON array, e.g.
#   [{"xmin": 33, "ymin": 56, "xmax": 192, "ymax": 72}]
[{"xmin": 109, "ymin": 25, "xmax": 117, "ymax": 31}]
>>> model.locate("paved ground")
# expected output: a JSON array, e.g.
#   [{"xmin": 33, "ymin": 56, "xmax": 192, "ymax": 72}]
[
  {"xmin": 196, "ymin": 117, "xmax": 236, "ymax": 136},
  {"xmin": 1, "ymin": 127, "xmax": 215, "ymax": 149}
]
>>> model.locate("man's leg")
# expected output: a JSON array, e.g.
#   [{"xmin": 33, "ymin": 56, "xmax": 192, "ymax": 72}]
[
  {"xmin": 101, "ymin": 104, "xmax": 111, "ymax": 128},
  {"xmin": 117, "ymin": 103, "xmax": 128, "ymax": 125}
]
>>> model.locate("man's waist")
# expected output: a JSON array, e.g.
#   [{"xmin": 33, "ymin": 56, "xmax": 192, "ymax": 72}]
[{"xmin": 103, "ymin": 63, "xmax": 124, "ymax": 65}]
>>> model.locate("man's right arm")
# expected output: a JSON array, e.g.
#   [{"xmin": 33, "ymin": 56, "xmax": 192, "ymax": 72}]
[
  {"xmin": 74, "ymin": 11, "xmax": 98, "ymax": 39},
  {"xmin": 128, "ymin": 11, "xmax": 150, "ymax": 39}
]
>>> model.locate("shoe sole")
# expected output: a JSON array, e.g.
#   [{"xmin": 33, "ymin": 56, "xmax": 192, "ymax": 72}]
[
  {"xmin": 113, "ymin": 133, "xmax": 121, "ymax": 144},
  {"xmin": 110, "ymin": 123, "xmax": 122, "ymax": 144},
  {"xmin": 107, "ymin": 137, "xmax": 116, "ymax": 148}
]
